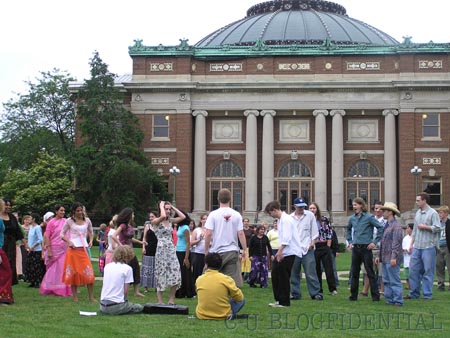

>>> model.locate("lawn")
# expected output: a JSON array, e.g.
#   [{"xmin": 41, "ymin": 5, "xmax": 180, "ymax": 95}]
[{"xmin": 1, "ymin": 251, "xmax": 449, "ymax": 338}]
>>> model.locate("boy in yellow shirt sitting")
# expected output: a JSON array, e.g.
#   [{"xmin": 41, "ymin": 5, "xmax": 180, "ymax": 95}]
[{"xmin": 196, "ymin": 253, "xmax": 245, "ymax": 320}]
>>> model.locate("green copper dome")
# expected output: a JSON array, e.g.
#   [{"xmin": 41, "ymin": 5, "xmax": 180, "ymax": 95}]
[{"xmin": 195, "ymin": 0, "xmax": 399, "ymax": 47}]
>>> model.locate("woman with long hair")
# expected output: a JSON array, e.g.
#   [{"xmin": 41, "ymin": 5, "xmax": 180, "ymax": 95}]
[
  {"xmin": 151, "ymin": 201, "xmax": 184, "ymax": 304},
  {"xmin": 141, "ymin": 210, "xmax": 158, "ymax": 293},
  {"xmin": 113, "ymin": 207, "xmax": 145, "ymax": 298},
  {"xmin": 0, "ymin": 199, "xmax": 14, "ymax": 305},
  {"xmin": 309, "ymin": 202, "xmax": 338, "ymax": 295},
  {"xmin": 60, "ymin": 202, "xmax": 96, "ymax": 302},
  {"xmin": 175, "ymin": 210, "xmax": 195, "ymax": 298},
  {"xmin": 0, "ymin": 199, "xmax": 24, "ymax": 285},
  {"xmin": 40, "ymin": 205, "xmax": 72, "ymax": 297}
]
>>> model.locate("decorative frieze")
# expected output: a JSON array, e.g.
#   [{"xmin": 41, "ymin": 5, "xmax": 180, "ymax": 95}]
[
  {"xmin": 346, "ymin": 62, "xmax": 380, "ymax": 71},
  {"xmin": 150, "ymin": 63, "xmax": 173, "ymax": 72},
  {"xmin": 279, "ymin": 120, "xmax": 310, "ymax": 143},
  {"xmin": 209, "ymin": 63, "xmax": 243, "ymax": 72},
  {"xmin": 151, "ymin": 158, "xmax": 169, "ymax": 165},
  {"xmin": 423, "ymin": 157, "xmax": 441, "ymax": 165},
  {"xmin": 418, "ymin": 60, "xmax": 443, "ymax": 69},
  {"xmin": 278, "ymin": 63, "xmax": 311, "ymax": 71},
  {"xmin": 348, "ymin": 119, "xmax": 379, "ymax": 143},
  {"xmin": 212, "ymin": 120, "xmax": 242, "ymax": 143}
]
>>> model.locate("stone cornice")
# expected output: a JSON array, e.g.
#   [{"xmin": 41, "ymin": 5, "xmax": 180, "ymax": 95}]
[{"xmin": 129, "ymin": 39, "xmax": 450, "ymax": 58}]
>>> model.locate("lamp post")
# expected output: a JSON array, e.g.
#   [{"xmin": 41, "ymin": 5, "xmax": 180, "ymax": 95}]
[
  {"xmin": 410, "ymin": 165, "xmax": 422, "ymax": 209},
  {"xmin": 169, "ymin": 166, "xmax": 181, "ymax": 206}
]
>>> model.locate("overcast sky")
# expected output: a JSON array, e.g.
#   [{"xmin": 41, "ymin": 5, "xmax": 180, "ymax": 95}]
[{"xmin": 1, "ymin": 0, "xmax": 449, "ymax": 113}]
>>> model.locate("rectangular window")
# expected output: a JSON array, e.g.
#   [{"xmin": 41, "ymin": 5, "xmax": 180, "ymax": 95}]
[
  {"xmin": 422, "ymin": 178, "xmax": 441, "ymax": 206},
  {"xmin": 152, "ymin": 114, "xmax": 169, "ymax": 139},
  {"xmin": 422, "ymin": 113, "xmax": 440, "ymax": 140}
]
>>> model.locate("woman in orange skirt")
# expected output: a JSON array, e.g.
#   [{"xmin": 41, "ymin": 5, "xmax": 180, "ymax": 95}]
[{"xmin": 60, "ymin": 202, "xmax": 96, "ymax": 302}]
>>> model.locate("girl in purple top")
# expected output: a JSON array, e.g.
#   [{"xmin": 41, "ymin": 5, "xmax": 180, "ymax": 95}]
[{"xmin": 113, "ymin": 207, "xmax": 145, "ymax": 298}]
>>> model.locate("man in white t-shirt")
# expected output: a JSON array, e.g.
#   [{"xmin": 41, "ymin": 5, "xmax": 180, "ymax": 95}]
[
  {"xmin": 205, "ymin": 188, "xmax": 247, "ymax": 287},
  {"xmin": 100, "ymin": 246, "xmax": 144, "ymax": 315}
]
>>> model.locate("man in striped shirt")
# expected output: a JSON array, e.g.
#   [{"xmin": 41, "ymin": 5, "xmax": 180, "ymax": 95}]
[{"xmin": 405, "ymin": 192, "xmax": 440, "ymax": 300}]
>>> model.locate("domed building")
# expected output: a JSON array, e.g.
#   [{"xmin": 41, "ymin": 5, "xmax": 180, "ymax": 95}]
[{"xmin": 123, "ymin": 0, "xmax": 450, "ymax": 229}]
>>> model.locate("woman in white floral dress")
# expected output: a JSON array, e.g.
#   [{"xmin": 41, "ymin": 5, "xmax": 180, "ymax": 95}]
[{"xmin": 151, "ymin": 201, "xmax": 185, "ymax": 304}]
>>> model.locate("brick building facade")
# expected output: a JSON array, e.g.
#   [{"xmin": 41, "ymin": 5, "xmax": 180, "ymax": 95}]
[{"xmin": 115, "ymin": 0, "xmax": 450, "ymax": 228}]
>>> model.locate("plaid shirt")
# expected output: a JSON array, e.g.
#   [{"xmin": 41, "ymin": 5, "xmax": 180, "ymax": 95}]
[{"xmin": 379, "ymin": 218, "xmax": 403, "ymax": 264}]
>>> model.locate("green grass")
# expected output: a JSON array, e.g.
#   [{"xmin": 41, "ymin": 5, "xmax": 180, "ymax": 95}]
[{"xmin": 2, "ymin": 252, "xmax": 450, "ymax": 338}]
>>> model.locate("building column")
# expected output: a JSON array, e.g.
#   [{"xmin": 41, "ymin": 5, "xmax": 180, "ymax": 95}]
[
  {"xmin": 244, "ymin": 110, "xmax": 259, "ymax": 213},
  {"xmin": 261, "ymin": 110, "xmax": 276, "ymax": 209},
  {"xmin": 330, "ymin": 110, "xmax": 346, "ymax": 212},
  {"xmin": 192, "ymin": 110, "xmax": 208, "ymax": 212},
  {"xmin": 383, "ymin": 109, "xmax": 399, "ymax": 203},
  {"xmin": 313, "ymin": 110, "xmax": 329, "ymax": 210}
]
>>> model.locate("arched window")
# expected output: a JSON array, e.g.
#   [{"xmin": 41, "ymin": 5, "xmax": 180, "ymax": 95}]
[
  {"xmin": 276, "ymin": 160, "xmax": 312, "ymax": 212},
  {"xmin": 211, "ymin": 160, "xmax": 243, "ymax": 177},
  {"xmin": 209, "ymin": 160, "xmax": 244, "ymax": 211},
  {"xmin": 346, "ymin": 160, "xmax": 382, "ymax": 211},
  {"xmin": 278, "ymin": 161, "xmax": 311, "ymax": 178},
  {"xmin": 348, "ymin": 160, "xmax": 380, "ymax": 177}
]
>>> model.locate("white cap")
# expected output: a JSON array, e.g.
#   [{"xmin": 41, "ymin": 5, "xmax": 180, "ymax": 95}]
[{"xmin": 43, "ymin": 211, "xmax": 55, "ymax": 222}]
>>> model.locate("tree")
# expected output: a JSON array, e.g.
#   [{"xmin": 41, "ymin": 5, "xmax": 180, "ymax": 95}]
[
  {"xmin": 0, "ymin": 152, "xmax": 75, "ymax": 216},
  {"xmin": 1, "ymin": 69, "xmax": 75, "ymax": 170},
  {"xmin": 74, "ymin": 52, "xmax": 167, "ymax": 224}
]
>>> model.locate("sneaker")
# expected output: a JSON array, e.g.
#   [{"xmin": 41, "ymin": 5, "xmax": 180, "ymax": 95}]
[
  {"xmin": 290, "ymin": 296, "xmax": 300, "ymax": 300},
  {"xmin": 348, "ymin": 296, "xmax": 357, "ymax": 301},
  {"xmin": 268, "ymin": 302, "xmax": 285, "ymax": 308},
  {"xmin": 268, "ymin": 301, "xmax": 279, "ymax": 307},
  {"xmin": 331, "ymin": 290, "xmax": 338, "ymax": 296},
  {"xmin": 313, "ymin": 294, "xmax": 323, "ymax": 300},
  {"xmin": 437, "ymin": 283, "xmax": 445, "ymax": 291}
]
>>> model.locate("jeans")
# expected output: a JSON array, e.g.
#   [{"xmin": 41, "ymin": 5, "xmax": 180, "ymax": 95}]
[
  {"xmin": 331, "ymin": 254, "xmax": 340, "ymax": 287},
  {"xmin": 409, "ymin": 247, "xmax": 437, "ymax": 299},
  {"xmin": 230, "ymin": 298, "xmax": 245, "ymax": 318},
  {"xmin": 382, "ymin": 263, "xmax": 403, "ymax": 305},
  {"xmin": 349, "ymin": 245, "xmax": 379, "ymax": 300},
  {"xmin": 290, "ymin": 250, "xmax": 321, "ymax": 299}
]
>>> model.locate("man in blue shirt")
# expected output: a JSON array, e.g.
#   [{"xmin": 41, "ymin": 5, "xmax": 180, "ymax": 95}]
[{"xmin": 346, "ymin": 197, "xmax": 384, "ymax": 301}]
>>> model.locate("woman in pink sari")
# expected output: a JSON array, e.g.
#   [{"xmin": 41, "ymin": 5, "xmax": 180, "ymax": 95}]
[{"xmin": 40, "ymin": 205, "xmax": 72, "ymax": 297}]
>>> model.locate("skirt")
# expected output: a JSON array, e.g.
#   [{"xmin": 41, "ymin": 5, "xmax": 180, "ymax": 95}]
[
  {"xmin": 127, "ymin": 255, "xmax": 140, "ymax": 285},
  {"xmin": 241, "ymin": 249, "xmax": 251, "ymax": 273},
  {"xmin": 140, "ymin": 255, "xmax": 156, "ymax": 288},
  {"xmin": 0, "ymin": 249, "xmax": 14, "ymax": 304},
  {"xmin": 26, "ymin": 251, "xmax": 46, "ymax": 285},
  {"xmin": 62, "ymin": 248, "xmax": 95, "ymax": 286}
]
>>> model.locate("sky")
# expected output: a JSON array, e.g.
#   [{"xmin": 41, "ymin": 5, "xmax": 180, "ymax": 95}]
[{"xmin": 1, "ymin": 0, "xmax": 449, "ymax": 113}]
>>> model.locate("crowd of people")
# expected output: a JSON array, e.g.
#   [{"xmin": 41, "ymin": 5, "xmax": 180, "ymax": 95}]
[{"xmin": 0, "ymin": 190, "xmax": 449, "ymax": 320}]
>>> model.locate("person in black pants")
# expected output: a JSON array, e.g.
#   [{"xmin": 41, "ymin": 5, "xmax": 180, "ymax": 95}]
[
  {"xmin": 264, "ymin": 200, "xmax": 301, "ymax": 307},
  {"xmin": 346, "ymin": 197, "xmax": 384, "ymax": 302},
  {"xmin": 309, "ymin": 202, "xmax": 337, "ymax": 295}
]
